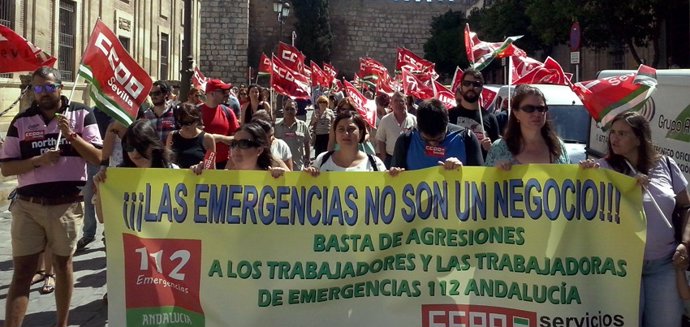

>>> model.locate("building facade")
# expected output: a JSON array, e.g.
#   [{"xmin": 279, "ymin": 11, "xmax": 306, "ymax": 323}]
[{"xmin": 0, "ymin": 0, "xmax": 202, "ymax": 135}]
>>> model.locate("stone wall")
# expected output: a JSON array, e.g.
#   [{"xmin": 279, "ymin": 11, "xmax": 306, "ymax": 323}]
[
  {"xmin": 327, "ymin": 0, "xmax": 473, "ymax": 76},
  {"xmin": 203, "ymin": 0, "xmax": 475, "ymax": 85},
  {"xmin": 199, "ymin": 1, "xmax": 250, "ymax": 84}
]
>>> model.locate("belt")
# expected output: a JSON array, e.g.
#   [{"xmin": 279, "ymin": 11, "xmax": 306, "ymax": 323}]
[{"xmin": 17, "ymin": 194, "xmax": 83, "ymax": 206}]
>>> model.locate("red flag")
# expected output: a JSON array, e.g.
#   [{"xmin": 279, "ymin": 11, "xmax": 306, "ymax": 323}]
[
  {"xmin": 191, "ymin": 66, "xmax": 208, "ymax": 91},
  {"xmin": 310, "ymin": 61, "xmax": 329, "ymax": 88},
  {"xmin": 277, "ymin": 42, "xmax": 305, "ymax": 73},
  {"xmin": 510, "ymin": 56, "xmax": 543, "ymax": 84},
  {"xmin": 302, "ymin": 65, "xmax": 312, "ymax": 82},
  {"xmin": 396, "ymin": 48, "xmax": 436, "ymax": 76},
  {"xmin": 271, "ymin": 55, "xmax": 311, "ymax": 99},
  {"xmin": 78, "ymin": 20, "xmax": 152, "ymax": 126},
  {"xmin": 450, "ymin": 66, "xmax": 464, "ymax": 93},
  {"xmin": 343, "ymin": 80, "xmax": 376, "ymax": 128},
  {"xmin": 323, "ymin": 63, "xmax": 338, "ymax": 88},
  {"xmin": 433, "ymin": 81, "xmax": 456, "ymax": 110},
  {"xmin": 0, "ymin": 24, "xmax": 56, "ymax": 73},
  {"xmin": 465, "ymin": 23, "xmax": 525, "ymax": 71},
  {"xmin": 512, "ymin": 57, "xmax": 570, "ymax": 85},
  {"xmin": 258, "ymin": 53, "xmax": 272, "ymax": 76},
  {"xmin": 402, "ymin": 70, "xmax": 435, "ymax": 100},
  {"xmin": 572, "ymin": 65, "xmax": 657, "ymax": 129},
  {"xmin": 481, "ymin": 87, "xmax": 498, "ymax": 109}
]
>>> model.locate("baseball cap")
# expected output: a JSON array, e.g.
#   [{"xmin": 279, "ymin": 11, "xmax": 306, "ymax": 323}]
[{"xmin": 206, "ymin": 79, "xmax": 232, "ymax": 93}]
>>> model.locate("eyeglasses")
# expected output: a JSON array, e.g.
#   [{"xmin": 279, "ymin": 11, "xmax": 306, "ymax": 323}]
[
  {"xmin": 150, "ymin": 91, "xmax": 163, "ymax": 97},
  {"xmin": 33, "ymin": 83, "xmax": 61, "ymax": 94},
  {"xmin": 230, "ymin": 139, "xmax": 260, "ymax": 149},
  {"xmin": 461, "ymin": 80, "xmax": 484, "ymax": 89},
  {"xmin": 519, "ymin": 105, "xmax": 548, "ymax": 113},
  {"xmin": 318, "ymin": 101, "xmax": 328, "ymax": 105}
]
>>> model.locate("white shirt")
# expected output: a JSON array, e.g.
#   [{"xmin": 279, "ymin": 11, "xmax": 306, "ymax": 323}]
[
  {"xmin": 271, "ymin": 139, "xmax": 292, "ymax": 162},
  {"xmin": 376, "ymin": 112, "xmax": 417, "ymax": 155},
  {"xmin": 313, "ymin": 151, "xmax": 387, "ymax": 172}
]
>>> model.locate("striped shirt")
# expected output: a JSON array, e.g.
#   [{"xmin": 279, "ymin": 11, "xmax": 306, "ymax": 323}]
[
  {"xmin": 139, "ymin": 104, "xmax": 176, "ymax": 144},
  {"xmin": 311, "ymin": 108, "xmax": 335, "ymax": 135},
  {"xmin": 0, "ymin": 97, "xmax": 103, "ymax": 197}
]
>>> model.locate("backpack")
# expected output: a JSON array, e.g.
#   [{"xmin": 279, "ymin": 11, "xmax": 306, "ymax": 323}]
[
  {"xmin": 393, "ymin": 126, "xmax": 476, "ymax": 169},
  {"xmin": 319, "ymin": 150, "xmax": 379, "ymax": 171}
]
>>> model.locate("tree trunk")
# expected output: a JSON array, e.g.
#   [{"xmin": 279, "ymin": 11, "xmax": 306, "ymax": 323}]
[{"xmin": 626, "ymin": 38, "xmax": 643, "ymax": 65}]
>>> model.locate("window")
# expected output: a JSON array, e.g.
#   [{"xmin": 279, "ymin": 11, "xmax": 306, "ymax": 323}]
[
  {"xmin": 58, "ymin": 0, "xmax": 76, "ymax": 81},
  {"xmin": 0, "ymin": 0, "xmax": 15, "ymax": 27},
  {"xmin": 118, "ymin": 36, "xmax": 131, "ymax": 53},
  {"xmin": 160, "ymin": 33, "xmax": 169, "ymax": 80}
]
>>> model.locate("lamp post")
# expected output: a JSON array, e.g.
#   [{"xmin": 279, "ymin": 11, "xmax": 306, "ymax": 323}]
[
  {"xmin": 179, "ymin": 0, "xmax": 193, "ymax": 102},
  {"xmin": 273, "ymin": 1, "xmax": 291, "ymax": 44}
]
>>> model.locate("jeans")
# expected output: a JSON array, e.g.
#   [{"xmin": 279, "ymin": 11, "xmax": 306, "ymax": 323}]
[
  {"xmin": 640, "ymin": 253, "xmax": 684, "ymax": 327},
  {"xmin": 81, "ymin": 163, "xmax": 99, "ymax": 239}
]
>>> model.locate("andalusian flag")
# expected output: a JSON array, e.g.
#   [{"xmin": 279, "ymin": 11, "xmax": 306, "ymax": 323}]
[
  {"xmin": 465, "ymin": 23, "xmax": 525, "ymax": 71},
  {"xmin": 572, "ymin": 65, "xmax": 657, "ymax": 130},
  {"xmin": 79, "ymin": 20, "xmax": 152, "ymax": 126}
]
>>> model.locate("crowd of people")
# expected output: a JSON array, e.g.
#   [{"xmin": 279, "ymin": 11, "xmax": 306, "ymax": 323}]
[{"xmin": 0, "ymin": 66, "xmax": 689, "ymax": 327}]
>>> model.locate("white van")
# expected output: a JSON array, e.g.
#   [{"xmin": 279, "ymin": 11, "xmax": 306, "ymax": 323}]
[
  {"xmin": 587, "ymin": 69, "xmax": 690, "ymax": 180},
  {"xmin": 492, "ymin": 84, "xmax": 590, "ymax": 163}
]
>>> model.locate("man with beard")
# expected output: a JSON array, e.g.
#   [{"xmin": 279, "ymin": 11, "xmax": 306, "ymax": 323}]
[
  {"xmin": 138, "ymin": 80, "xmax": 176, "ymax": 144},
  {"xmin": 0, "ymin": 67, "xmax": 102, "ymax": 327},
  {"xmin": 448, "ymin": 69, "xmax": 499, "ymax": 158}
]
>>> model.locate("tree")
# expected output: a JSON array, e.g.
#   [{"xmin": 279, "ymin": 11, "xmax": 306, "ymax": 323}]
[
  {"xmin": 291, "ymin": 0, "xmax": 333, "ymax": 65},
  {"xmin": 467, "ymin": 0, "xmax": 547, "ymax": 55},
  {"xmin": 423, "ymin": 10, "xmax": 468, "ymax": 79}
]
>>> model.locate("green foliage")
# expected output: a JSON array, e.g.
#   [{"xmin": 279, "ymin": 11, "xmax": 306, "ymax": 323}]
[
  {"xmin": 423, "ymin": 10, "xmax": 468, "ymax": 79},
  {"xmin": 291, "ymin": 0, "xmax": 333, "ymax": 65},
  {"xmin": 472, "ymin": 0, "xmax": 672, "ymax": 66}
]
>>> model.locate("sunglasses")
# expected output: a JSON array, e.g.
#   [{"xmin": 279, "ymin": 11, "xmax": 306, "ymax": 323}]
[
  {"xmin": 461, "ymin": 80, "xmax": 484, "ymax": 88},
  {"xmin": 519, "ymin": 105, "xmax": 548, "ymax": 113},
  {"xmin": 179, "ymin": 120, "xmax": 197, "ymax": 126},
  {"xmin": 230, "ymin": 139, "xmax": 260, "ymax": 149},
  {"xmin": 284, "ymin": 107, "xmax": 296, "ymax": 112},
  {"xmin": 33, "ymin": 83, "xmax": 61, "ymax": 94},
  {"xmin": 150, "ymin": 91, "xmax": 164, "ymax": 97}
]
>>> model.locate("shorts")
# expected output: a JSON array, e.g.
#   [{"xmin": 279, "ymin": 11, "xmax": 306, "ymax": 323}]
[{"xmin": 10, "ymin": 199, "xmax": 84, "ymax": 257}]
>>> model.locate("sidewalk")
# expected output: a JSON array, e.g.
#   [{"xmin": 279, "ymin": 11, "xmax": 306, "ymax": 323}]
[{"xmin": 0, "ymin": 205, "xmax": 109, "ymax": 326}]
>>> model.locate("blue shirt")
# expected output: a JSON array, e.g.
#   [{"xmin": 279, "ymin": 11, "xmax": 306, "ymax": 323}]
[{"xmin": 406, "ymin": 129, "xmax": 468, "ymax": 170}]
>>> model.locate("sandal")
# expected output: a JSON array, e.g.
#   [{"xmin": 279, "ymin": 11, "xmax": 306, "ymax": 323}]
[
  {"xmin": 39, "ymin": 274, "xmax": 55, "ymax": 294},
  {"xmin": 31, "ymin": 270, "xmax": 46, "ymax": 285}
]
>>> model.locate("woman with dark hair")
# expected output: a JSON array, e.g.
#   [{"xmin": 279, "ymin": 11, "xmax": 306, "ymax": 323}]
[
  {"xmin": 326, "ymin": 97, "xmax": 376, "ymax": 155},
  {"xmin": 193, "ymin": 122, "xmax": 286, "ymax": 177},
  {"xmin": 484, "ymin": 85, "xmax": 568, "ymax": 169},
  {"xmin": 111, "ymin": 119, "xmax": 176, "ymax": 169},
  {"xmin": 167, "ymin": 103, "xmax": 216, "ymax": 168},
  {"xmin": 238, "ymin": 86, "xmax": 249, "ymax": 108},
  {"xmin": 305, "ymin": 111, "xmax": 386, "ymax": 174},
  {"xmin": 581, "ymin": 111, "xmax": 690, "ymax": 327},
  {"xmin": 241, "ymin": 84, "xmax": 272, "ymax": 124}
]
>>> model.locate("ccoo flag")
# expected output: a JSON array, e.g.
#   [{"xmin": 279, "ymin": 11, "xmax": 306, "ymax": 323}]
[
  {"xmin": 78, "ymin": 20, "xmax": 152, "ymax": 126},
  {"xmin": 571, "ymin": 65, "xmax": 657, "ymax": 130},
  {"xmin": 0, "ymin": 24, "xmax": 57, "ymax": 73}
]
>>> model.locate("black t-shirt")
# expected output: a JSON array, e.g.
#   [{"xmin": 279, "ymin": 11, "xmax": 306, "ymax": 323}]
[{"xmin": 448, "ymin": 105, "xmax": 500, "ymax": 157}]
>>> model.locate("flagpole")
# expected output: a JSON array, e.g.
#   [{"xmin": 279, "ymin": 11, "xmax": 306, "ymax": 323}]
[
  {"xmin": 55, "ymin": 18, "xmax": 100, "ymax": 150},
  {"xmin": 0, "ymin": 84, "xmax": 30, "ymax": 118},
  {"xmin": 507, "ymin": 56, "xmax": 513, "ymax": 118},
  {"xmin": 625, "ymin": 159, "xmax": 672, "ymax": 228}
]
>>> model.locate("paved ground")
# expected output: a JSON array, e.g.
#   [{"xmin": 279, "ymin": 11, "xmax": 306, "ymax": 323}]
[{"xmin": 0, "ymin": 205, "xmax": 109, "ymax": 327}]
